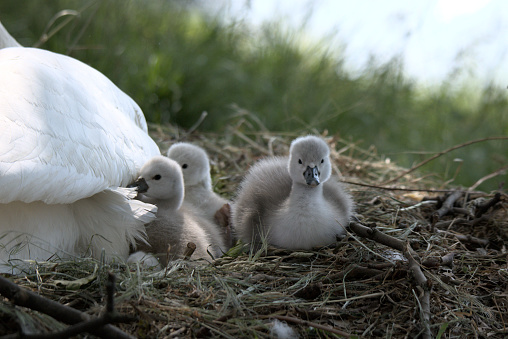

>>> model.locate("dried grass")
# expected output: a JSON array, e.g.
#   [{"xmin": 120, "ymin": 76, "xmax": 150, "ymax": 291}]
[{"xmin": 1, "ymin": 114, "xmax": 507, "ymax": 338}]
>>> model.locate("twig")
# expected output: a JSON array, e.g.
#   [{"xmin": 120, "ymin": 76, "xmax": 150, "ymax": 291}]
[
  {"xmin": 349, "ymin": 221, "xmax": 432, "ymax": 339},
  {"xmin": 434, "ymin": 214, "xmax": 490, "ymax": 229},
  {"xmin": 437, "ymin": 230, "xmax": 490, "ymax": 247},
  {"xmin": 468, "ymin": 165, "xmax": 508, "ymax": 191},
  {"xmin": 475, "ymin": 192, "xmax": 501, "ymax": 218},
  {"xmin": 186, "ymin": 111, "xmax": 208, "ymax": 135},
  {"xmin": 0, "ymin": 275, "xmax": 134, "ymax": 339},
  {"xmin": 422, "ymin": 253, "xmax": 454, "ymax": 268},
  {"xmin": 16, "ymin": 313, "xmax": 135, "ymax": 339},
  {"xmin": 341, "ymin": 179, "xmax": 462, "ymax": 193},
  {"xmin": 433, "ymin": 191, "xmax": 463, "ymax": 220},
  {"xmin": 183, "ymin": 242, "xmax": 196, "ymax": 259},
  {"xmin": 382, "ymin": 136, "xmax": 508, "ymax": 185},
  {"xmin": 106, "ymin": 271, "xmax": 116, "ymax": 313}
]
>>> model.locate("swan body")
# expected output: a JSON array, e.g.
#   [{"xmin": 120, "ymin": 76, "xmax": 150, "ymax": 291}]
[
  {"xmin": 129, "ymin": 156, "xmax": 226, "ymax": 265},
  {"xmin": 0, "ymin": 27, "xmax": 160, "ymax": 273},
  {"xmin": 232, "ymin": 135, "xmax": 354, "ymax": 250}
]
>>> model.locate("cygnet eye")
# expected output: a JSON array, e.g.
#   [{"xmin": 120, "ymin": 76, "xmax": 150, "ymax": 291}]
[
  {"xmin": 182, "ymin": 164, "xmax": 188, "ymax": 169},
  {"xmin": 153, "ymin": 174, "xmax": 161, "ymax": 180},
  {"xmin": 298, "ymin": 159, "xmax": 302, "ymax": 164},
  {"xmin": 321, "ymin": 159, "xmax": 324, "ymax": 163}
]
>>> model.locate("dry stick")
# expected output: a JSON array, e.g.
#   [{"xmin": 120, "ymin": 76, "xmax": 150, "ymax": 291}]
[
  {"xmin": 475, "ymin": 192, "xmax": 502, "ymax": 218},
  {"xmin": 183, "ymin": 242, "xmax": 197, "ymax": 259},
  {"xmin": 433, "ymin": 191, "xmax": 463, "ymax": 220},
  {"xmin": 421, "ymin": 253, "xmax": 454, "ymax": 269},
  {"xmin": 436, "ymin": 230, "xmax": 490, "ymax": 247},
  {"xmin": 469, "ymin": 165, "xmax": 508, "ymax": 192},
  {"xmin": 31, "ymin": 272, "xmax": 136, "ymax": 339},
  {"xmin": 434, "ymin": 214, "xmax": 490, "ymax": 229},
  {"xmin": 0, "ymin": 275, "xmax": 134, "ymax": 339},
  {"xmin": 348, "ymin": 221, "xmax": 432, "ymax": 339},
  {"xmin": 340, "ymin": 179, "xmax": 462, "ymax": 193},
  {"xmin": 186, "ymin": 111, "xmax": 208, "ymax": 135},
  {"xmin": 440, "ymin": 253, "xmax": 455, "ymax": 267},
  {"xmin": 382, "ymin": 136, "xmax": 508, "ymax": 185}
]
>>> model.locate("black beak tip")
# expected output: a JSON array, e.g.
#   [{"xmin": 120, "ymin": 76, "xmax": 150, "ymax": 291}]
[{"xmin": 128, "ymin": 177, "xmax": 149, "ymax": 193}]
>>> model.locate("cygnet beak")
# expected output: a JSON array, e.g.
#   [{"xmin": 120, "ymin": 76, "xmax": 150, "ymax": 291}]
[
  {"xmin": 127, "ymin": 177, "xmax": 149, "ymax": 193},
  {"xmin": 303, "ymin": 166, "xmax": 320, "ymax": 187}
]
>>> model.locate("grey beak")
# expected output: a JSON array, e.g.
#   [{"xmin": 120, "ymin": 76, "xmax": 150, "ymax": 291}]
[
  {"xmin": 303, "ymin": 166, "xmax": 320, "ymax": 186},
  {"xmin": 127, "ymin": 177, "xmax": 149, "ymax": 193}
]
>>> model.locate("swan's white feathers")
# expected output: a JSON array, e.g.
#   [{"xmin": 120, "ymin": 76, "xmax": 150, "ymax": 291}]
[
  {"xmin": 0, "ymin": 187, "xmax": 156, "ymax": 272},
  {"xmin": 0, "ymin": 47, "xmax": 159, "ymax": 204},
  {"xmin": 0, "ymin": 32, "xmax": 160, "ymax": 272}
]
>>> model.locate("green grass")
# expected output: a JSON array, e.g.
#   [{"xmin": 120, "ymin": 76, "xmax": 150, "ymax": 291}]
[{"xmin": 1, "ymin": 0, "xmax": 506, "ymax": 190}]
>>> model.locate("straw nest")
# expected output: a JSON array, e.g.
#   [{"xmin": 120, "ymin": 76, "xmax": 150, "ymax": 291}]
[{"xmin": 1, "ymin": 115, "xmax": 506, "ymax": 338}]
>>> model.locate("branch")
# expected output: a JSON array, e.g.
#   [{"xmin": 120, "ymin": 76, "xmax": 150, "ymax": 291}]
[
  {"xmin": 433, "ymin": 191, "xmax": 463, "ymax": 220},
  {"xmin": 469, "ymin": 166, "xmax": 508, "ymax": 192},
  {"xmin": 422, "ymin": 253, "xmax": 454, "ymax": 268},
  {"xmin": 475, "ymin": 193, "xmax": 501, "ymax": 218},
  {"xmin": 340, "ymin": 179, "xmax": 461, "ymax": 193},
  {"xmin": 183, "ymin": 242, "xmax": 197, "ymax": 259},
  {"xmin": 0, "ymin": 274, "xmax": 134, "ymax": 339},
  {"xmin": 349, "ymin": 221, "xmax": 432, "ymax": 339},
  {"xmin": 437, "ymin": 230, "xmax": 490, "ymax": 247},
  {"xmin": 382, "ymin": 136, "xmax": 508, "ymax": 185}
]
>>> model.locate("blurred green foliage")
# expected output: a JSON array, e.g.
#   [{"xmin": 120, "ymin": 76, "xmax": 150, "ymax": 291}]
[{"xmin": 0, "ymin": 0, "xmax": 506, "ymax": 190}]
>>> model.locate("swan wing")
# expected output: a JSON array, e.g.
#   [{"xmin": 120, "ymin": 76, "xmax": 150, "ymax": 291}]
[{"xmin": 0, "ymin": 47, "xmax": 160, "ymax": 204}]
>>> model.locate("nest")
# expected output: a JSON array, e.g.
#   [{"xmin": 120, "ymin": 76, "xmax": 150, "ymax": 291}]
[{"xmin": 1, "ymin": 117, "xmax": 507, "ymax": 338}]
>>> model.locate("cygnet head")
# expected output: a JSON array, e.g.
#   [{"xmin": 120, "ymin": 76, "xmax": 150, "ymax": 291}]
[
  {"xmin": 167, "ymin": 143, "xmax": 212, "ymax": 189},
  {"xmin": 288, "ymin": 136, "xmax": 332, "ymax": 187},
  {"xmin": 131, "ymin": 156, "xmax": 184, "ymax": 204}
]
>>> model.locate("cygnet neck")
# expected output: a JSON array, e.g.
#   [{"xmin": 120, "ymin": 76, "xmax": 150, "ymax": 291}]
[
  {"xmin": 140, "ymin": 193, "xmax": 183, "ymax": 212},
  {"xmin": 157, "ymin": 198, "xmax": 183, "ymax": 211},
  {"xmin": 288, "ymin": 181, "xmax": 324, "ymax": 204}
]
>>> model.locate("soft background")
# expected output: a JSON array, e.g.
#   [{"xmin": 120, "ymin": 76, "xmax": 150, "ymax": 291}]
[{"xmin": 1, "ymin": 0, "xmax": 506, "ymax": 190}]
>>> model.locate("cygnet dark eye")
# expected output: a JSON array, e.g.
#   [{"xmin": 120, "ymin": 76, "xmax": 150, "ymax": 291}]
[
  {"xmin": 321, "ymin": 159, "xmax": 324, "ymax": 163},
  {"xmin": 298, "ymin": 159, "xmax": 302, "ymax": 164},
  {"xmin": 182, "ymin": 164, "xmax": 188, "ymax": 169},
  {"xmin": 153, "ymin": 174, "xmax": 161, "ymax": 180}
]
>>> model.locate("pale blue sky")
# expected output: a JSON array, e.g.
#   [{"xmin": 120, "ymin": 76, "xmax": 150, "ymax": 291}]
[{"xmin": 211, "ymin": 0, "xmax": 508, "ymax": 88}]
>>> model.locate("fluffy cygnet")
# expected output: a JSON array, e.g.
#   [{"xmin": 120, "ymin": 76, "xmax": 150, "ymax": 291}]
[
  {"xmin": 232, "ymin": 135, "xmax": 354, "ymax": 250},
  {"xmin": 167, "ymin": 142, "xmax": 232, "ymax": 246},
  {"xmin": 129, "ymin": 156, "xmax": 226, "ymax": 265}
]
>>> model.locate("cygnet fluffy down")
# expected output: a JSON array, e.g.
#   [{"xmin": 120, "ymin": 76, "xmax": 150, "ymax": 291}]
[
  {"xmin": 167, "ymin": 142, "xmax": 232, "ymax": 246},
  {"xmin": 129, "ymin": 156, "xmax": 226, "ymax": 265},
  {"xmin": 232, "ymin": 135, "xmax": 354, "ymax": 250}
]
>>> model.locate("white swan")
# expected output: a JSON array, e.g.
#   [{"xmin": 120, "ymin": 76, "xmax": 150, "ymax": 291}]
[
  {"xmin": 0, "ymin": 22, "xmax": 160, "ymax": 273},
  {"xmin": 129, "ymin": 156, "xmax": 226, "ymax": 265},
  {"xmin": 231, "ymin": 135, "xmax": 354, "ymax": 250},
  {"xmin": 166, "ymin": 142, "xmax": 232, "ymax": 246}
]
